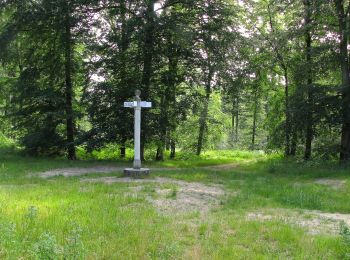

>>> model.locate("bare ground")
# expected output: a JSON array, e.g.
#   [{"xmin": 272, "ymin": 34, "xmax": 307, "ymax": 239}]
[
  {"xmin": 247, "ymin": 208, "xmax": 350, "ymax": 235},
  {"xmin": 33, "ymin": 161, "xmax": 246, "ymax": 179},
  {"xmin": 33, "ymin": 166, "xmax": 178, "ymax": 178},
  {"xmin": 314, "ymin": 178, "xmax": 347, "ymax": 189},
  {"xmin": 81, "ymin": 177, "xmax": 227, "ymax": 214}
]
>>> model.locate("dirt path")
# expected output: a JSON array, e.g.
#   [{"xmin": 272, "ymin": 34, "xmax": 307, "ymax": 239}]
[
  {"xmin": 314, "ymin": 178, "xmax": 347, "ymax": 189},
  {"xmin": 81, "ymin": 176, "xmax": 226, "ymax": 215},
  {"xmin": 34, "ymin": 166, "xmax": 180, "ymax": 178},
  {"xmin": 247, "ymin": 209, "xmax": 350, "ymax": 235},
  {"xmin": 36, "ymin": 166, "xmax": 124, "ymax": 178},
  {"xmin": 34, "ymin": 162, "xmax": 245, "ymax": 178}
]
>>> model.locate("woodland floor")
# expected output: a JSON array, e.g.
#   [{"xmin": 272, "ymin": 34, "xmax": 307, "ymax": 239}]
[{"xmin": 0, "ymin": 149, "xmax": 349, "ymax": 259}]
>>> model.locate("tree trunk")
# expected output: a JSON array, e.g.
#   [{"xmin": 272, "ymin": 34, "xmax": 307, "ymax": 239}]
[
  {"xmin": 231, "ymin": 97, "xmax": 235, "ymax": 143},
  {"xmin": 157, "ymin": 91, "xmax": 167, "ymax": 161},
  {"xmin": 196, "ymin": 63, "xmax": 213, "ymax": 155},
  {"xmin": 290, "ymin": 128, "xmax": 297, "ymax": 156},
  {"xmin": 304, "ymin": 0, "xmax": 313, "ymax": 160},
  {"xmin": 155, "ymin": 146, "xmax": 164, "ymax": 161},
  {"xmin": 197, "ymin": 84, "xmax": 211, "ymax": 155},
  {"xmin": 163, "ymin": 31, "xmax": 179, "ymax": 159},
  {"xmin": 267, "ymin": 4, "xmax": 291, "ymax": 157},
  {"xmin": 251, "ymin": 83, "xmax": 258, "ymax": 150},
  {"xmin": 283, "ymin": 68, "xmax": 291, "ymax": 156},
  {"xmin": 120, "ymin": 140, "xmax": 126, "ymax": 158},
  {"xmin": 64, "ymin": 3, "xmax": 76, "ymax": 160},
  {"xmin": 141, "ymin": 142, "xmax": 145, "ymax": 162},
  {"xmin": 235, "ymin": 97, "xmax": 239, "ymax": 142},
  {"xmin": 140, "ymin": 0, "xmax": 155, "ymax": 161},
  {"xmin": 335, "ymin": 0, "xmax": 350, "ymax": 162},
  {"xmin": 170, "ymin": 139, "xmax": 176, "ymax": 159}
]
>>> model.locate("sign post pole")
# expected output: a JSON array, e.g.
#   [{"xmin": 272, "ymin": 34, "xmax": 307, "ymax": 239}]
[{"xmin": 123, "ymin": 90, "xmax": 152, "ymax": 177}]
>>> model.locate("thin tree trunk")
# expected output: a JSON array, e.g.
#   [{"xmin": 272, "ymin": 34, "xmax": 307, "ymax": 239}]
[
  {"xmin": 267, "ymin": 4, "xmax": 291, "ymax": 156},
  {"xmin": 165, "ymin": 130, "xmax": 170, "ymax": 151},
  {"xmin": 235, "ymin": 97, "xmax": 239, "ymax": 142},
  {"xmin": 251, "ymin": 87, "xmax": 258, "ymax": 150},
  {"xmin": 140, "ymin": 142, "xmax": 145, "ymax": 162},
  {"xmin": 155, "ymin": 146, "xmax": 163, "ymax": 161},
  {"xmin": 120, "ymin": 139, "xmax": 126, "ymax": 158},
  {"xmin": 140, "ymin": 0, "xmax": 155, "ymax": 161},
  {"xmin": 290, "ymin": 128, "xmax": 297, "ymax": 156},
  {"xmin": 64, "ymin": 3, "xmax": 76, "ymax": 160},
  {"xmin": 231, "ymin": 97, "xmax": 235, "ymax": 143},
  {"xmin": 156, "ymin": 90, "xmax": 166, "ymax": 161},
  {"xmin": 335, "ymin": 0, "xmax": 350, "ymax": 162},
  {"xmin": 170, "ymin": 139, "xmax": 176, "ymax": 159},
  {"xmin": 304, "ymin": 0, "xmax": 313, "ymax": 160},
  {"xmin": 284, "ymin": 68, "xmax": 291, "ymax": 156},
  {"xmin": 197, "ymin": 84, "xmax": 211, "ymax": 156}
]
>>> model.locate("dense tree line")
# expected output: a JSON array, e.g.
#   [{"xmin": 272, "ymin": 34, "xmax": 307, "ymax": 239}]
[{"xmin": 0, "ymin": 0, "xmax": 349, "ymax": 163}]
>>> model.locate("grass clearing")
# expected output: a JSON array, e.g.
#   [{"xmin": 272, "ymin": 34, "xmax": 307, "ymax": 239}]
[{"xmin": 0, "ymin": 149, "xmax": 349, "ymax": 258}]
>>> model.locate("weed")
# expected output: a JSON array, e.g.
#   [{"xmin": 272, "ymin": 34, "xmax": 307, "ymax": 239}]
[
  {"xmin": 63, "ymin": 222, "xmax": 85, "ymax": 259},
  {"xmin": 340, "ymin": 221, "xmax": 350, "ymax": 258},
  {"xmin": 166, "ymin": 187, "xmax": 178, "ymax": 199},
  {"xmin": 32, "ymin": 232, "xmax": 61, "ymax": 259}
]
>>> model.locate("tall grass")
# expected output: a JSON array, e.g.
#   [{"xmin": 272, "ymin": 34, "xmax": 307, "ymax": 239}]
[{"xmin": 0, "ymin": 147, "xmax": 349, "ymax": 258}]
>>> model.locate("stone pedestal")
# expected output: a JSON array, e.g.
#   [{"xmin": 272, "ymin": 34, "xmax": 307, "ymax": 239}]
[{"xmin": 123, "ymin": 168, "xmax": 150, "ymax": 178}]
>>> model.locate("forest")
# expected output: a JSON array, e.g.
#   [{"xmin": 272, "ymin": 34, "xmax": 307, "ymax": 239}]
[
  {"xmin": 2, "ymin": 1, "xmax": 350, "ymax": 259},
  {"xmin": 0, "ymin": 0, "xmax": 350, "ymax": 162}
]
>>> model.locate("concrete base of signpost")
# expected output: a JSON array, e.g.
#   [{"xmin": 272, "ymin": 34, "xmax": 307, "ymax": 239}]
[{"xmin": 123, "ymin": 168, "xmax": 150, "ymax": 178}]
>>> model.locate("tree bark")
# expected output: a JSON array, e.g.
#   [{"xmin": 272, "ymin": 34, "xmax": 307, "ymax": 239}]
[
  {"xmin": 64, "ymin": 2, "xmax": 76, "ymax": 160},
  {"xmin": 231, "ymin": 96, "xmax": 236, "ymax": 143},
  {"xmin": 304, "ymin": 0, "xmax": 313, "ymax": 160},
  {"xmin": 170, "ymin": 139, "xmax": 176, "ymax": 159},
  {"xmin": 290, "ymin": 128, "xmax": 297, "ymax": 156},
  {"xmin": 251, "ymin": 85, "xmax": 258, "ymax": 150},
  {"xmin": 140, "ymin": 0, "xmax": 155, "ymax": 161},
  {"xmin": 335, "ymin": 0, "xmax": 350, "ymax": 162},
  {"xmin": 235, "ymin": 97, "xmax": 239, "ymax": 142},
  {"xmin": 283, "ymin": 68, "xmax": 291, "ymax": 156},
  {"xmin": 267, "ymin": 4, "xmax": 291, "ymax": 156},
  {"xmin": 155, "ymin": 146, "xmax": 163, "ymax": 161},
  {"xmin": 120, "ymin": 140, "xmax": 126, "ymax": 158},
  {"xmin": 197, "ymin": 83, "xmax": 211, "ymax": 155}
]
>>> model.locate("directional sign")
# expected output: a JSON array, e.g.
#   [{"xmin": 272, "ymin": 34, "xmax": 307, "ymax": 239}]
[
  {"xmin": 140, "ymin": 101, "xmax": 152, "ymax": 108},
  {"xmin": 124, "ymin": 101, "xmax": 136, "ymax": 107}
]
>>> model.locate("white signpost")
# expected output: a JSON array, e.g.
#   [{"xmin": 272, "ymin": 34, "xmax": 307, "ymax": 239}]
[{"xmin": 123, "ymin": 90, "xmax": 152, "ymax": 177}]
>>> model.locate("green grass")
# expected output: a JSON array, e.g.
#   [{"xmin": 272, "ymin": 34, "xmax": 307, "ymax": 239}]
[{"xmin": 0, "ymin": 148, "xmax": 349, "ymax": 259}]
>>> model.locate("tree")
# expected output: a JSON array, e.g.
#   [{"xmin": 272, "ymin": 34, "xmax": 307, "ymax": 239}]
[{"xmin": 334, "ymin": 0, "xmax": 350, "ymax": 162}]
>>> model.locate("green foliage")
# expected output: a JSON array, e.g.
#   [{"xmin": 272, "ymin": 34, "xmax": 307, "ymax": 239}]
[
  {"xmin": 32, "ymin": 232, "xmax": 61, "ymax": 259},
  {"xmin": 176, "ymin": 92, "xmax": 230, "ymax": 152},
  {"xmin": 340, "ymin": 222, "xmax": 350, "ymax": 257},
  {"xmin": 0, "ymin": 0, "xmax": 349, "ymax": 162}
]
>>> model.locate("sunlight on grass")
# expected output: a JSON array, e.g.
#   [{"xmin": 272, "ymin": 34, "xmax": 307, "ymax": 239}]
[{"xmin": 0, "ymin": 148, "xmax": 349, "ymax": 258}]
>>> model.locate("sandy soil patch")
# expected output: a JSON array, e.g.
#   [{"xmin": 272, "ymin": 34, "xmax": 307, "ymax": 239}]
[
  {"xmin": 314, "ymin": 178, "xmax": 346, "ymax": 189},
  {"xmin": 81, "ymin": 177, "xmax": 226, "ymax": 214},
  {"xmin": 34, "ymin": 166, "xmax": 182, "ymax": 178},
  {"xmin": 32, "ymin": 161, "xmax": 246, "ymax": 179},
  {"xmin": 34, "ymin": 166, "xmax": 124, "ymax": 178},
  {"xmin": 247, "ymin": 209, "xmax": 350, "ymax": 235}
]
